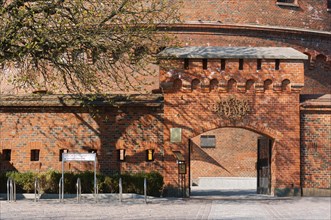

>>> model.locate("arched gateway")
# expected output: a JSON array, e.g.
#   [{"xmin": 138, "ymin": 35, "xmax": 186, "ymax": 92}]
[{"xmin": 159, "ymin": 47, "xmax": 307, "ymax": 197}]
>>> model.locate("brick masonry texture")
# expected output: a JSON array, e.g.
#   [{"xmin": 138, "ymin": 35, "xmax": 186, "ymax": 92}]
[
  {"xmin": 190, "ymin": 128, "xmax": 260, "ymax": 182},
  {"xmin": 300, "ymin": 110, "xmax": 331, "ymax": 189},
  {"xmin": 176, "ymin": 0, "xmax": 331, "ymax": 32},
  {"xmin": 0, "ymin": 0, "xmax": 330, "ymax": 197},
  {"xmin": 171, "ymin": 33, "xmax": 330, "ymax": 94},
  {"xmin": 0, "ymin": 106, "xmax": 165, "ymax": 175}
]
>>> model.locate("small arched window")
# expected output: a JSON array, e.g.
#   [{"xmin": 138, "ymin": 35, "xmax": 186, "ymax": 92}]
[
  {"xmin": 173, "ymin": 79, "xmax": 182, "ymax": 91},
  {"xmin": 281, "ymin": 79, "xmax": 291, "ymax": 92},
  {"xmin": 227, "ymin": 79, "xmax": 237, "ymax": 92},
  {"xmin": 246, "ymin": 79, "xmax": 255, "ymax": 92},
  {"xmin": 264, "ymin": 79, "xmax": 273, "ymax": 91},
  {"xmin": 210, "ymin": 79, "xmax": 219, "ymax": 91},
  {"xmin": 191, "ymin": 79, "xmax": 201, "ymax": 91}
]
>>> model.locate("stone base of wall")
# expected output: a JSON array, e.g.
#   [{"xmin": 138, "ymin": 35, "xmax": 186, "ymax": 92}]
[
  {"xmin": 302, "ymin": 188, "xmax": 331, "ymax": 197},
  {"xmin": 275, "ymin": 188, "xmax": 301, "ymax": 197}
]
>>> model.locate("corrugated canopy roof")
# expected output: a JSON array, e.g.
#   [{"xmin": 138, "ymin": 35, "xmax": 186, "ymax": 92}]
[{"xmin": 158, "ymin": 47, "xmax": 308, "ymax": 60}]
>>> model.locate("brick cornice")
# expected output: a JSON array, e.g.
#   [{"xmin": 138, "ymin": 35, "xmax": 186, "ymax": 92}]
[
  {"xmin": 158, "ymin": 22, "xmax": 331, "ymax": 39},
  {"xmin": 0, "ymin": 94, "xmax": 164, "ymax": 108}
]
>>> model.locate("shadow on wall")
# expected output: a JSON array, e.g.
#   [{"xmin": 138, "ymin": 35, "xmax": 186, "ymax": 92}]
[{"xmin": 0, "ymin": 95, "xmax": 167, "ymax": 176}]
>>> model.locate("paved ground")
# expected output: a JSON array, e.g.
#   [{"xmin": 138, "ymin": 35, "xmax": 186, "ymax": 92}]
[{"xmin": 0, "ymin": 195, "xmax": 330, "ymax": 220}]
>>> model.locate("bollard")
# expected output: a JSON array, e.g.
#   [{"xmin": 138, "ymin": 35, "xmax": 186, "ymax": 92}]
[
  {"xmin": 7, "ymin": 178, "xmax": 16, "ymax": 202},
  {"xmin": 94, "ymin": 180, "xmax": 99, "ymax": 203},
  {"xmin": 76, "ymin": 178, "xmax": 81, "ymax": 203},
  {"xmin": 58, "ymin": 177, "xmax": 64, "ymax": 202},
  {"xmin": 144, "ymin": 178, "xmax": 147, "ymax": 204},
  {"xmin": 119, "ymin": 178, "xmax": 122, "ymax": 203},
  {"xmin": 7, "ymin": 178, "xmax": 10, "ymax": 202},
  {"xmin": 34, "ymin": 178, "xmax": 40, "ymax": 202}
]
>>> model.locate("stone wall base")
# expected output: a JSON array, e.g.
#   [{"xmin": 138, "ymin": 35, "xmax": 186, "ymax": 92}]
[{"xmin": 302, "ymin": 188, "xmax": 331, "ymax": 197}]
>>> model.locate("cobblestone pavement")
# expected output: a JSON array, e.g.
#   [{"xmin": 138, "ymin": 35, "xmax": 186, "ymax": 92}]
[{"xmin": 0, "ymin": 196, "xmax": 330, "ymax": 220}]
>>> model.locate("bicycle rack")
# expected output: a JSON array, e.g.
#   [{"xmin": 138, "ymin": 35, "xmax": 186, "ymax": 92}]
[
  {"xmin": 119, "ymin": 177, "xmax": 122, "ymax": 203},
  {"xmin": 34, "ymin": 178, "xmax": 40, "ymax": 202},
  {"xmin": 76, "ymin": 178, "xmax": 81, "ymax": 203},
  {"xmin": 7, "ymin": 178, "xmax": 16, "ymax": 202},
  {"xmin": 59, "ymin": 177, "xmax": 64, "ymax": 202}
]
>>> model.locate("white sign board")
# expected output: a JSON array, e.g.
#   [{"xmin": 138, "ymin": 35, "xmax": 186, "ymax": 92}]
[{"xmin": 62, "ymin": 153, "xmax": 96, "ymax": 162}]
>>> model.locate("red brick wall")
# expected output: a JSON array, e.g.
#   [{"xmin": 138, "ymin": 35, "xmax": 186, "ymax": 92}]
[
  {"xmin": 190, "ymin": 128, "xmax": 260, "ymax": 183},
  {"xmin": 171, "ymin": 32, "xmax": 330, "ymax": 94},
  {"xmin": 300, "ymin": 110, "xmax": 331, "ymax": 190},
  {"xmin": 161, "ymin": 58, "xmax": 304, "ymax": 195},
  {"xmin": 177, "ymin": 0, "xmax": 331, "ymax": 31},
  {"xmin": 0, "ymin": 106, "xmax": 165, "ymax": 175}
]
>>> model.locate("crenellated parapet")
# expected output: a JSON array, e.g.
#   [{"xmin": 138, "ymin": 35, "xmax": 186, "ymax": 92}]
[{"xmin": 159, "ymin": 47, "xmax": 307, "ymax": 94}]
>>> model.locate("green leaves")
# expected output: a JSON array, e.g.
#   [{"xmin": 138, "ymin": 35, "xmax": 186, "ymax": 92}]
[{"xmin": 0, "ymin": 0, "xmax": 180, "ymax": 94}]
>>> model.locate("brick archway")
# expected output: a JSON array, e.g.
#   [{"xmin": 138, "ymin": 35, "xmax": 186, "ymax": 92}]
[{"xmin": 188, "ymin": 126, "xmax": 274, "ymax": 196}]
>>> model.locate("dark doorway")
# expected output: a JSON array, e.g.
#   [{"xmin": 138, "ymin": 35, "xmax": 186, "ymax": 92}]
[{"xmin": 257, "ymin": 137, "xmax": 272, "ymax": 194}]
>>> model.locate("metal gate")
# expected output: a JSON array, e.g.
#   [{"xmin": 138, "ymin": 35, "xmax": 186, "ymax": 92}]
[{"xmin": 257, "ymin": 137, "xmax": 271, "ymax": 194}]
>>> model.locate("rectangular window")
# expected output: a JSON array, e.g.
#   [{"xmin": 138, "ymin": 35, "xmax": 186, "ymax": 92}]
[
  {"xmin": 184, "ymin": 58, "xmax": 189, "ymax": 70},
  {"xmin": 31, "ymin": 149, "xmax": 40, "ymax": 161},
  {"xmin": 328, "ymin": 0, "xmax": 331, "ymax": 10},
  {"xmin": 2, "ymin": 149, "xmax": 11, "ymax": 161},
  {"xmin": 257, "ymin": 59, "xmax": 262, "ymax": 70},
  {"xmin": 239, "ymin": 59, "xmax": 244, "ymax": 70},
  {"xmin": 202, "ymin": 59, "xmax": 208, "ymax": 70},
  {"xmin": 275, "ymin": 59, "xmax": 280, "ymax": 70},
  {"xmin": 59, "ymin": 149, "xmax": 68, "ymax": 161},
  {"xmin": 118, "ymin": 149, "xmax": 126, "ymax": 161},
  {"xmin": 146, "ymin": 149, "xmax": 154, "ymax": 162},
  {"xmin": 221, "ymin": 59, "xmax": 226, "ymax": 70},
  {"xmin": 200, "ymin": 135, "xmax": 216, "ymax": 148}
]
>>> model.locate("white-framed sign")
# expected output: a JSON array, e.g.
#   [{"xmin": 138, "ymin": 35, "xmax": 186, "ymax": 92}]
[{"xmin": 62, "ymin": 153, "xmax": 96, "ymax": 162}]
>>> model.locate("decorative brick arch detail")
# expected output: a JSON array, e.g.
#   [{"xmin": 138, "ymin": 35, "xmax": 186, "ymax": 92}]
[
  {"xmin": 173, "ymin": 78, "xmax": 182, "ymax": 91},
  {"xmin": 191, "ymin": 78, "xmax": 201, "ymax": 91},
  {"xmin": 264, "ymin": 79, "xmax": 273, "ymax": 91},
  {"xmin": 281, "ymin": 79, "xmax": 291, "ymax": 92},
  {"xmin": 246, "ymin": 79, "xmax": 255, "ymax": 92},
  {"xmin": 188, "ymin": 123, "xmax": 281, "ymax": 142},
  {"xmin": 227, "ymin": 78, "xmax": 237, "ymax": 92},
  {"xmin": 210, "ymin": 78, "xmax": 219, "ymax": 91}
]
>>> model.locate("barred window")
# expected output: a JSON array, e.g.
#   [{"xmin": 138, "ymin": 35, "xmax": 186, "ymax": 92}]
[{"xmin": 31, "ymin": 149, "xmax": 40, "ymax": 161}]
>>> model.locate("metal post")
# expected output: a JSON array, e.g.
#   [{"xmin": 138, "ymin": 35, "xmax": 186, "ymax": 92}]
[
  {"xmin": 59, "ymin": 177, "xmax": 64, "ymax": 202},
  {"xmin": 7, "ymin": 178, "xmax": 16, "ymax": 203},
  {"xmin": 76, "ymin": 178, "xmax": 81, "ymax": 203},
  {"xmin": 119, "ymin": 177, "xmax": 122, "ymax": 203},
  {"xmin": 7, "ymin": 178, "xmax": 10, "ymax": 202},
  {"xmin": 95, "ymin": 179, "xmax": 98, "ymax": 203},
  {"xmin": 34, "ymin": 178, "xmax": 40, "ymax": 202},
  {"xmin": 144, "ymin": 178, "xmax": 147, "ymax": 204},
  {"xmin": 94, "ymin": 156, "xmax": 98, "ymax": 203},
  {"xmin": 9, "ymin": 179, "xmax": 13, "ymax": 202},
  {"xmin": 13, "ymin": 180, "xmax": 16, "ymax": 202},
  {"xmin": 61, "ymin": 157, "xmax": 64, "ymax": 202}
]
